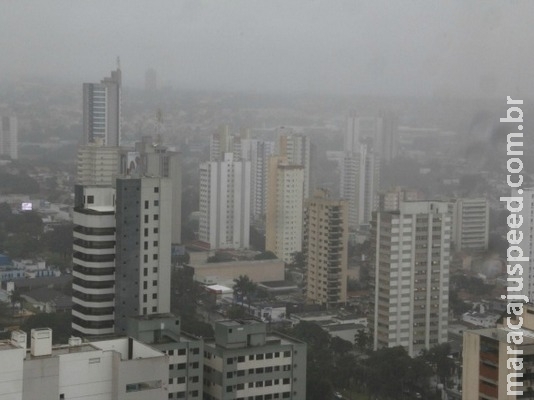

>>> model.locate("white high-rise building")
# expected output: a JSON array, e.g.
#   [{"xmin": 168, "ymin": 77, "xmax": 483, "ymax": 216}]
[
  {"xmin": 76, "ymin": 144, "xmax": 121, "ymax": 186},
  {"xmin": 277, "ymin": 130, "xmax": 311, "ymax": 199},
  {"xmin": 199, "ymin": 152, "xmax": 251, "ymax": 249},
  {"xmin": 114, "ymin": 176, "xmax": 172, "ymax": 334},
  {"xmin": 345, "ymin": 111, "xmax": 398, "ymax": 164},
  {"xmin": 72, "ymin": 186, "xmax": 116, "ymax": 336},
  {"xmin": 72, "ymin": 176, "xmax": 173, "ymax": 337},
  {"xmin": 265, "ymin": 156, "xmax": 304, "ymax": 263},
  {"xmin": 449, "ymin": 197, "xmax": 489, "ymax": 252},
  {"xmin": 371, "ymin": 201, "xmax": 451, "ymax": 357},
  {"xmin": 340, "ymin": 144, "xmax": 380, "ymax": 229},
  {"xmin": 0, "ymin": 115, "xmax": 17, "ymax": 160},
  {"xmin": 82, "ymin": 68, "xmax": 121, "ymax": 146}
]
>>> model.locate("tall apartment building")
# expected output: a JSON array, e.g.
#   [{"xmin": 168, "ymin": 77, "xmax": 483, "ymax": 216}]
[
  {"xmin": 203, "ymin": 320, "xmax": 307, "ymax": 400},
  {"xmin": 134, "ymin": 138, "xmax": 183, "ymax": 244},
  {"xmin": 265, "ymin": 157, "xmax": 304, "ymax": 263},
  {"xmin": 114, "ymin": 176, "xmax": 172, "ymax": 334},
  {"xmin": 127, "ymin": 314, "xmax": 204, "ymax": 400},
  {"xmin": 277, "ymin": 130, "xmax": 311, "ymax": 199},
  {"xmin": 449, "ymin": 197, "xmax": 489, "ymax": 252},
  {"xmin": 371, "ymin": 201, "xmax": 451, "ymax": 357},
  {"xmin": 303, "ymin": 189, "xmax": 348, "ymax": 308},
  {"xmin": 340, "ymin": 144, "xmax": 380, "ymax": 229},
  {"xmin": 462, "ymin": 304, "xmax": 534, "ymax": 400},
  {"xmin": 249, "ymin": 140, "xmax": 276, "ymax": 221},
  {"xmin": 199, "ymin": 152, "xmax": 251, "ymax": 250},
  {"xmin": 0, "ymin": 328, "xmax": 169, "ymax": 400},
  {"xmin": 82, "ymin": 68, "xmax": 122, "ymax": 146},
  {"xmin": 0, "ymin": 115, "xmax": 17, "ymax": 159},
  {"xmin": 72, "ymin": 185, "xmax": 116, "ymax": 336},
  {"xmin": 345, "ymin": 111, "xmax": 398, "ymax": 164},
  {"xmin": 76, "ymin": 144, "xmax": 122, "ymax": 186}
]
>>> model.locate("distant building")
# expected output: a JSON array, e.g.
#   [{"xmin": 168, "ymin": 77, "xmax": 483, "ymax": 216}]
[
  {"xmin": 277, "ymin": 129, "xmax": 311, "ymax": 199},
  {"xmin": 82, "ymin": 68, "xmax": 121, "ymax": 146},
  {"xmin": 378, "ymin": 187, "xmax": 420, "ymax": 212},
  {"xmin": 145, "ymin": 68, "xmax": 158, "ymax": 92},
  {"xmin": 0, "ymin": 115, "xmax": 18, "ymax": 159},
  {"xmin": 345, "ymin": 111, "xmax": 398, "ymax": 164},
  {"xmin": 449, "ymin": 197, "xmax": 489, "ymax": 252},
  {"xmin": 76, "ymin": 144, "xmax": 121, "ymax": 185},
  {"xmin": 371, "ymin": 201, "xmax": 451, "ymax": 357},
  {"xmin": 199, "ymin": 152, "xmax": 251, "ymax": 250},
  {"xmin": 203, "ymin": 320, "xmax": 307, "ymax": 400},
  {"xmin": 304, "ymin": 189, "xmax": 348, "ymax": 308},
  {"xmin": 0, "ymin": 328, "xmax": 169, "ymax": 400},
  {"xmin": 515, "ymin": 187, "xmax": 534, "ymax": 301},
  {"xmin": 340, "ymin": 144, "xmax": 380, "ymax": 229},
  {"xmin": 265, "ymin": 156, "xmax": 304, "ymax": 263}
]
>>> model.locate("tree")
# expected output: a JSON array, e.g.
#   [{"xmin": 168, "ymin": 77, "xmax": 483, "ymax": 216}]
[
  {"xmin": 253, "ymin": 251, "xmax": 277, "ymax": 260},
  {"xmin": 289, "ymin": 251, "xmax": 306, "ymax": 269},
  {"xmin": 233, "ymin": 275, "xmax": 257, "ymax": 311},
  {"xmin": 355, "ymin": 329, "xmax": 372, "ymax": 353},
  {"xmin": 20, "ymin": 312, "xmax": 72, "ymax": 344},
  {"xmin": 8, "ymin": 288, "xmax": 22, "ymax": 316}
]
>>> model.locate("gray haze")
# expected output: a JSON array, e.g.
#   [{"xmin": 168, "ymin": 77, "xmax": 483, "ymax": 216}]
[{"xmin": 1, "ymin": 0, "xmax": 533, "ymax": 97}]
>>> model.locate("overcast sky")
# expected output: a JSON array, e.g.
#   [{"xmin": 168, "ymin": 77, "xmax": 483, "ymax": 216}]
[{"xmin": 1, "ymin": 0, "xmax": 532, "ymax": 97}]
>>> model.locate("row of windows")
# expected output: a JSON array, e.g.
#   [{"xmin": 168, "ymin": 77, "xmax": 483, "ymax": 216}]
[
  {"xmin": 225, "ymin": 351, "xmax": 291, "ymax": 364},
  {"xmin": 227, "ymin": 378, "xmax": 292, "ymax": 392}
]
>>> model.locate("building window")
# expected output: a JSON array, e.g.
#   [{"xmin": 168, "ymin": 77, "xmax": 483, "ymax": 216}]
[
  {"xmin": 178, "ymin": 348, "xmax": 186, "ymax": 356},
  {"xmin": 145, "ymin": 201, "xmax": 149, "ymax": 209},
  {"xmin": 154, "ymin": 200, "xmax": 159, "ymax": 206},
  {"xmin": 154, "ymin": 187, "xmax": 159, "ymax": 193},
  {"xmin": 87, "ymin": 195, "xmax": 94, "ymax": 204},
  {"xmin": 152, "ymin": 293, "xmax": 158, "ymax": 299},
  {"xmin": 154, "ymin": 214, "xmax": 159, "ymax": 221}
]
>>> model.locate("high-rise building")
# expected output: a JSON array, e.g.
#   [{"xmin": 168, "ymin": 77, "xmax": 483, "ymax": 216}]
[
  {"xmin": 72, "ymin": 176, "xmax": 173, "ymax": 337},
  {"xmin": 114, "ymin": 176, "xmax": 172, "ymax": 334},
  {"xmin": 303, "ymin": 189, "xmax": 348, "ymax": 308},
  {"xmin": 72, "ymin": 185, "xmax": 116, "ymax": 336},
  {"xmin": 134, "ymin": 138, "xmax": 183, "ymax": 244},
  {"xmin": 203, "ymin": 320, "xmax": 307, "ymax": 400},
  {"xmin": 462, "ymin": 304, "xmax": 534, "ymax": 400},
  {"xmin": 277, "ymin": 130, "xmax": 311, "ymax": 199},
  {"xmin": 449, "ymin": 197, "xmax": 490, "ymax": 252},
  {"xmin": 249, "ymin": 139, "xmax": 276, "ymax": 221},
  {"xmin": 82, "ymin": 68, "xmax": 122, "ymax": 146},
  {"xmin": 345, "ymin": 111, "xmax": 398, "ymax": 164},
  {"xmin": 340, "ymin": 144, "xmax": 380, "ymax": 229},
  {"xmin": 0, "ymin": 115, "xmax": 17, "ymax": 160},
  {"xmin": 265, "ymin": 157, "xmax": 304, "ymax": 263},
  {"xmin": 199, "ymin": 152, "xmax": 251, "ymax": 249},
  {"xmin": 371, "ymin": 201, "xmax": 451, "ymax": 357},
  {"xmin": 76, "ymin": 144, "xmax": 121, "ymax": 186},
  {"xmin": 145, "ymin": 68, "xmax": 158, "ymax": 92}
]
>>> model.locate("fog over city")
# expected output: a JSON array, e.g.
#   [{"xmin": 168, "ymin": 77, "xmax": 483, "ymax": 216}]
[{"xmin": 1, "ymin": 0, "xmax": 533, "ymax": 97}]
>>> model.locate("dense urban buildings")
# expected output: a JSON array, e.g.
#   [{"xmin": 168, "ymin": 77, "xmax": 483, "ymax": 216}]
[
  {"xmin": 370, "ymin": 201, "xmax": 451, "ymax": 357},
  {"xmin": 265, "ymin": 156, "xmax": 304, "ymax": 263},
  {"xmin": 82, "ymin": 68, "xmax": 122, "ymax": 146},
  {"xmin": 199, "ymin": 152, "xmax": 251, "ymax": 250},
  {"xmin": 0, "ymin": 115, "xmax": 17, "ymax": 160},
  {"xmin": 203, "ymin": 320, "xmax": 307, "ymax": 400},
  {"xmin": 515, "ymin": 187, "xmax": 534, "ymax": 301},
  {"xmin": 303, "ymin": 189, "xmax": 348, "ymax": 308}
]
